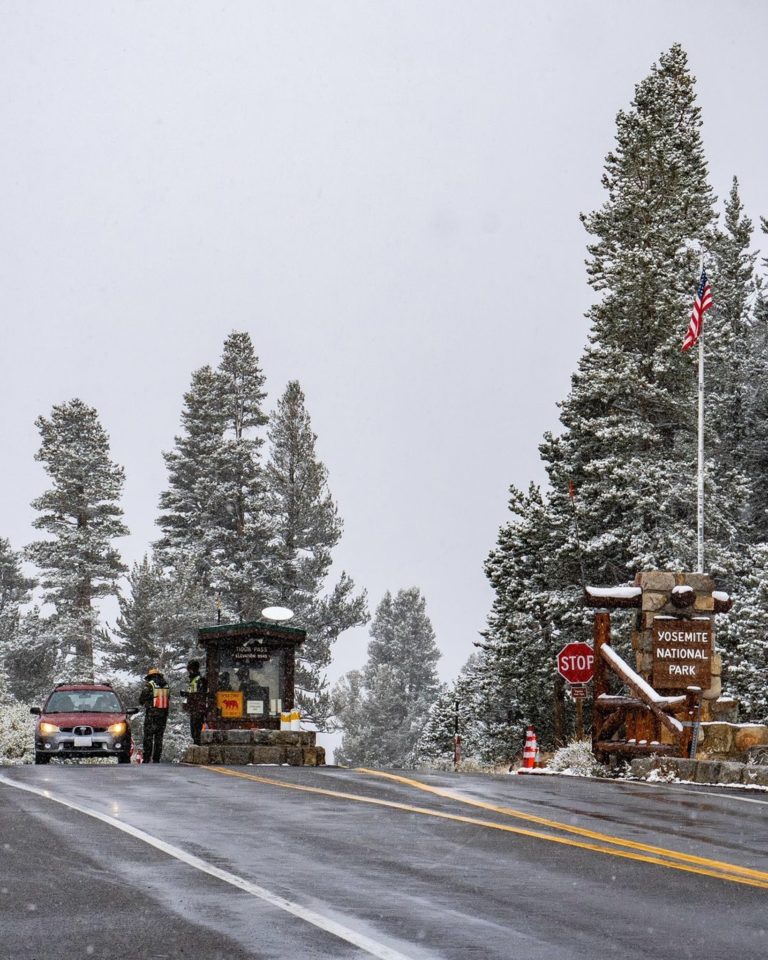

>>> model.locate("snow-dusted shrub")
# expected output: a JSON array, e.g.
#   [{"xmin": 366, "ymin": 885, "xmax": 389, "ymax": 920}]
[
  {"xmin": 161, "ymin": 714, "xmax": 193, "ymax": 763},
  {"xmin": 414, "ymin": 756, "xmax": 499, "ymax": 774},
  {"xmin": 0, "ymin": 699, "xmax": 35, "ymax": 765},
  {"xmin": 547, "ymin": 740, "xmax": 609, "ymax": 777}
]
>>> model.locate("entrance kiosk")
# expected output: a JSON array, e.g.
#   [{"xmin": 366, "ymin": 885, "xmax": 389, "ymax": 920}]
[
  {"xmin": 183, "ymin": 619, "xmax": 325, "ymax": 766},
  {"xmin": 199, "ymin": 618, "xmax": 306, "ymax": 729}
]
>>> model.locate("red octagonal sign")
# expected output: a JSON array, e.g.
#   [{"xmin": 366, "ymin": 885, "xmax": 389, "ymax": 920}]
[{"xmin": 556, "ymin": 642, "xmax": 595, "ymax": 684}]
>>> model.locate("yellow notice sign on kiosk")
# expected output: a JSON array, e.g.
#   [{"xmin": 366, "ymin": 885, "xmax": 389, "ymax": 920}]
[{"xmin": 217, "ymin": 690, "xmax": 243, "ymax": 718}]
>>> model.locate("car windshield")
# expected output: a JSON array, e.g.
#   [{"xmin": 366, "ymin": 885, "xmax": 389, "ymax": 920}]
[{"xmin": 45, "ymin": 691, "xmax": 123, "ymax": 713}]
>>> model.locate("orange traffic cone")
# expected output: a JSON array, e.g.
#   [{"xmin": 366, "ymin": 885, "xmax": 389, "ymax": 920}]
[{"xmin": 519, "ymin": 725, "xmax": 538, "ymax": 772}]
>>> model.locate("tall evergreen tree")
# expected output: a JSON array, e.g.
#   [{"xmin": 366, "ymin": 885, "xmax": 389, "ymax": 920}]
[
  {"xmin": 26, "ymin": 399, "xmax": 128, "ymax": 679},
  {"xmin": 0, "ymin": 538, "xmax": 48, "ymax": 701},
  {"xmin": 707, "ymin": 177, "xmax": 757, "ymax": 478},
  {"xmin": 156, "ymin": 366, "xmax": 227, "ymax": 582},
  {"xmin": 468, "ymin": 45, "xmax": 759, "ymax": 760},
  {"xmin": 742, "ymin": 218, "xmax": 768, "ymax": 542},
  {"xmin": 264, "ymin": 381, "xmax": 367, "ymax": 725},
  {"xmin": 0, "ymin": 538, "xmax": 35, "ymax": 647},
  {"xmin": 104, "ymin": 555, "xmax": 211, "ymax": 679},
  {"xmin": 412, "ymin": 654, "xmax": 502, "ymax": 768},
  {"xmin": 334, "ymin": 588, "xmax": 440, "ymax": 766},
  {"xmin": 542, "ymin": 43, "xmax": 721, "ymax": 581},
  {"xmin": 156, "ymin": 332, "xmax": 269, "ymax": 617}
]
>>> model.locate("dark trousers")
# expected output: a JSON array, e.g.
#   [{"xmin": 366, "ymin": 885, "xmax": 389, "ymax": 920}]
[
  {"xmin": 143, "ymin": 712, "xmax": 168, "ymax": 763},
  {"xmin": 189, "ymin": 713, "xmax": 204, "ymax": 746}
]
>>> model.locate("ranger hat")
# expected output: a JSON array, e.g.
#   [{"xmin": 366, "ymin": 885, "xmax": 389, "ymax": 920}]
[{"xmin": 145, "ymin": 667, "xmax": 161, "ymax": 678}]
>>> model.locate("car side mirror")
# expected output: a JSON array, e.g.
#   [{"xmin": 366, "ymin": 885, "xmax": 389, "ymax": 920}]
[
  {"xmin": 126, "ymin": 708, "xmax": 140, "ymax": 716},
  {"xmin": 30, "ymin": 707, "xmax": 41, "ymax": 715}
]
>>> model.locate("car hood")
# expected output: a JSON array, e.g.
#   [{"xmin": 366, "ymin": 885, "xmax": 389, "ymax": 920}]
[{"xmin": 40, "ymin": 712, "xmax": 127, "ymax": 727}]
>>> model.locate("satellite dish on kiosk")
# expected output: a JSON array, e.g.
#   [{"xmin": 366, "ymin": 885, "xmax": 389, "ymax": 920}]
[{"xmin": 261, "ymin": 606, "xmax": 294, "ymax": 622}]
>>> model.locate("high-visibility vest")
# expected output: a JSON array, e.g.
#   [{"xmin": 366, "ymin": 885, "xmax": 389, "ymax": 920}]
[
  {"xmin": 187, "ymin": 675, "xmax": 203, "ymax": 694},
  {"xmin": 149, "ymin": 680, "xmax": 169, "ymax": 710}
]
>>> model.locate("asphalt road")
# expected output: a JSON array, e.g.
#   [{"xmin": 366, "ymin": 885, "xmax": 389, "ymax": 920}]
[{"xmin": 1, "ymin": 764, "xmax": 766, "ymax": 960}]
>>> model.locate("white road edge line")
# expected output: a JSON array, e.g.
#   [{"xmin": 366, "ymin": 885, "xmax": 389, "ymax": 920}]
[
  {"xmin": 611, "ymin": 778, "xmax": 768, "ymax": 806},
  {"xmin": 0, "ymin": 773, "xmax": 421, "ymax": 960}
]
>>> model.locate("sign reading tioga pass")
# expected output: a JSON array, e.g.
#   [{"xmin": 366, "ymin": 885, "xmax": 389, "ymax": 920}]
[{"xmin": 652, "ymin": 618, "xmax": 712, "ymax": 689}]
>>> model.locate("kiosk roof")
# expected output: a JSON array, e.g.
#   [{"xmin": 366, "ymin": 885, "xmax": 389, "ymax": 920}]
[{"xmin": 198, "ymin": 619, "xmax": 306, "ymax": 644}]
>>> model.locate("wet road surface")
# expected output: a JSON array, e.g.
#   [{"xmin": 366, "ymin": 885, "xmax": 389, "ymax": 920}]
[{"xmin": 1, "ymin": 764, "xmax": 766, "ymax": 959}]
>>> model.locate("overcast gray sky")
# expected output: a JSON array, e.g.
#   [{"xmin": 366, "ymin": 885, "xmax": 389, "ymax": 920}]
[{"xmin": 2, "ymin": 2, "xmax": 767, "ymax": 691}]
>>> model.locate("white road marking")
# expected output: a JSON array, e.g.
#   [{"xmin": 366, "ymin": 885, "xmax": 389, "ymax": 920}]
[
  {"xmin": 613, "ymin": 777, "xmax": 768, "ymax": 806},
  {"xmin": 667, "ymin": 787, "xmax": 768, "ymax": 806},
  {"xmin": 0, "ymin": 773, "xmax": 423, "ymax": 960}
]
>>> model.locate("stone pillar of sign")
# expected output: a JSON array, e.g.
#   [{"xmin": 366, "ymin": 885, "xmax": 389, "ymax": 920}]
[{"xmin": 631, "ymin": 571, "xmax": 735, "ymax": 723}]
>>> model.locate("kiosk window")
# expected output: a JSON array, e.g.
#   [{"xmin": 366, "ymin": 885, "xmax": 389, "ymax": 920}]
[{"xmin": 218, "ymin": 645, "xmax": 284, "ymax": 716}]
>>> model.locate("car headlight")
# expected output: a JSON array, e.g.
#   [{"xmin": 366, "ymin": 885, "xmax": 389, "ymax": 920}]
[
  {"xmin": 39, "ymin": 722, "xmax": 60, "ymax": 735},
  {"xmin": 108, "ymin": 722, "xmax": 127, "ymax": 735}
]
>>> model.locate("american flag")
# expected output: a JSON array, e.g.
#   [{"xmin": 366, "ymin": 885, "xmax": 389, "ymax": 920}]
[{"xmin": 681, "ymin": 269, "xmax": 713, "ymax": 352}]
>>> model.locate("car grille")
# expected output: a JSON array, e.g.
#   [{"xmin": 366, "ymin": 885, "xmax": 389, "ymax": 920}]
[{"xmin": 59, "ymin": 726, "xmax": 107, "ymax": 734}]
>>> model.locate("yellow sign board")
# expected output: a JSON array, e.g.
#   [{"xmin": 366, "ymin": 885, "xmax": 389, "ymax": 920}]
[{"xmin": 217, "ymin": 690, "xmax": 244, "ymax": 718}]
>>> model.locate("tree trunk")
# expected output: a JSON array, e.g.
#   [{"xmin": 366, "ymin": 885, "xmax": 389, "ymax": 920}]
[{"xmin": 553, "ymin": 674, "xmax": 566, "ymax": 747}]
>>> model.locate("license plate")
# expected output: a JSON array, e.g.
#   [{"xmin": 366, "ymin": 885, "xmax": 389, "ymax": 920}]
[{"xmin": 74, "ymin": 736, "xmax": 92, "ymax": 747}]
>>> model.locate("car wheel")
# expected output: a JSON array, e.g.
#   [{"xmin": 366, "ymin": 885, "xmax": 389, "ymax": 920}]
[
  {"xmin": 117, "ymin": 752, "xmax": 131, "ymax": 764},
  {"xmin": 34, "ymin": 753, "xmax": 50, "ymax": 765}
]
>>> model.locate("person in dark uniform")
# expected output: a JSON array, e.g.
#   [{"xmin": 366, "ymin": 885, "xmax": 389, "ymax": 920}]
[
  {"xmin": 182, "ymin": 659, "xmax": 208, "ymax": 745},
  {"xmin": 139, "ymin": 667, "xmax": 170, "ymax": 763}
]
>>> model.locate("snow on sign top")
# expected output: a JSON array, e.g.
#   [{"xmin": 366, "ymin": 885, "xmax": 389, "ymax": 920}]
[
  {"xmin": 712, "ymin": 591, "xmax": 730, "ymax": 602},
  {"xmin": 585, "ymin": 586, "xmax": 641, "ymax": 599},
  {"xmin": 261, "ymin": 606, "xmax": 295, "ymax": 622}
]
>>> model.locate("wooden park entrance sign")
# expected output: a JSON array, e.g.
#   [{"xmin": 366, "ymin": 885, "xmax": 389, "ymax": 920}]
[
  {"xmin": 652, "ymin": 619, "xmax": 712, "ymax": 689},
  {"xmin": 584, "ymin": 572, "xmax": 732, "ymax": 762}
]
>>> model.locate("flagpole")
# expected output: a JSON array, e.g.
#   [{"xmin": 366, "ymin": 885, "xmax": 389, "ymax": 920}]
[{"xmin": 697, "ymin": 252, "xmax": 705, "ymax": 574}]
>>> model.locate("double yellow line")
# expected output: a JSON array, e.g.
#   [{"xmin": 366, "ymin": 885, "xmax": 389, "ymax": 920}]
[{"xmin": 207, "ymin": 766, "xmax": 768, "ymax": 890}]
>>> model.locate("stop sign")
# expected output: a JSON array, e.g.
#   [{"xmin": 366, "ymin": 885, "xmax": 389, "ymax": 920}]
[{"xmin": 556, "ymin": 642, "xmax": 595, "ymax": 684}]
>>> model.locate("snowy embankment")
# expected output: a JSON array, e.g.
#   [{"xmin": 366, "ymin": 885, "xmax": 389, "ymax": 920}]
[{"xmin": 0, "ymin": 700, "xmax": 35, "ymax": 765}]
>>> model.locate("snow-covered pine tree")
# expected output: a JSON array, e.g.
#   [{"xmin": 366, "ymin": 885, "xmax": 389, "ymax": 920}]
[
  {"xmin": 707, "ymin": 177, "xmax": 757, "ymax": 481},
  {"xmin": 334, "ymin": 588, "xmax": 439, "ymax": 766},
  {"xmin": 156, "ymin": 332, "xmax": 270, "ymax": 618},
  {"xmin": 26, "ymin": 400, "xmax": 128, "ymax": 680},
  {"xmin": 726, "ymin": 542, "xmax": 768, "ymax": 722},
  {"xmin": 701, "ymin": 178, "xmax": 761, "ymax": 681},
  {"xmin": 104, "ymin": 555, "xmax": 211, "ymax": 679},
  {"xmin": 0, "ymin": 538, "xmax": 51, "ymax": 701},
  {"xmin": 208, "ymin": 331, "xmax": 269, "ymax": 618},
  {"xmin": 264, "ymin": 380, "xmax": 367, "ymax": 726},
  {"xmin": 481, "ymin": 484, "xmax": 583, "ymax": 752},
  {"xmin": 411, "ymin": 655, "xmax": 483, "ymax": 769},
  {"xmin": 742, "ymin": 218, "xmax": 768, "ymax": 543},
  {"xmin": 541, "ymin": 43, "xmax": 724, "ymax": 581},
  {"xmin": 0, "ymin": 537, "xmax": 34, "ymax": 647},
  {"xmin": 156, "ymin": 365, "xmax": 227, "ymax": 584},
  {"xmin": 329, "ymin": 669, "xmax": 366, "ymax": 764},
  {"xmin": 472, "ymin": 45, "xmax": 755, "ymax": 761}
]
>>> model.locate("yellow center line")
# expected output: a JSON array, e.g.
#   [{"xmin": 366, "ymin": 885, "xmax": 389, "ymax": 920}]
[
  {"xmin": 205, "ymin": 766, "xmax": 768, "ymax": 890},
  {"xmin": 356, "ymin": 768, "xmax": 768, "ymax": 885}
]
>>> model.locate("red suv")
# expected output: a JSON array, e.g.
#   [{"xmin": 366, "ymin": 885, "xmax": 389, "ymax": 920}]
[{"xmin": 31, "ymin": 682, "xmax": 138, "ymax": 764}]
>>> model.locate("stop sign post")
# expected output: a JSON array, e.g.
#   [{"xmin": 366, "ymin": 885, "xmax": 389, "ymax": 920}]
[
  {"xmin": 556, "ymin": 642, "xmax": 595, "ymax": 740},
  {"xmin": 556, "ymin": 642, "xmax": 595, "ymax": 685}
]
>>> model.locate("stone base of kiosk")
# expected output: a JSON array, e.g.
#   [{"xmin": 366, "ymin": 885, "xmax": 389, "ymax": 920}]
[{"xmin": 183, "ymin": 729, "xmax": 325, "ymax": 766}]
